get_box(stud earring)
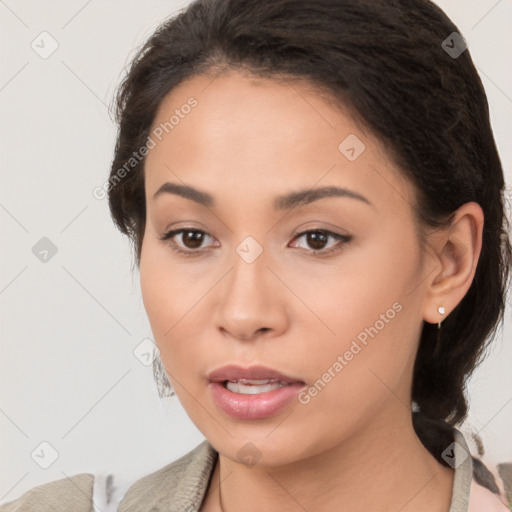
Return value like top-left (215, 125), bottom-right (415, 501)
top-left (437, 306), bottom-right (445, 329)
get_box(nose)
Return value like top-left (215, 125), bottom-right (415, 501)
top-left (213, 244), bottom-right (289, 342)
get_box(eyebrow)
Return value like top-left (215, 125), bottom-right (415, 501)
top-left (152, 182), bottom-right (373, 210)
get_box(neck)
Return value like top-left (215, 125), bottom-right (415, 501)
top-left (203, 403), bottom-right (455, 512)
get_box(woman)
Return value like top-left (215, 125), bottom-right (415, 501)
top-left (2, 0), bottom-right (510, 510)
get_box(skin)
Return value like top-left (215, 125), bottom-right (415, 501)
top-left (139, 69), bottom-right (484, 512)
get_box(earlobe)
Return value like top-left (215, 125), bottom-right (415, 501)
top-left (422, 201), bottom-right (484, 326)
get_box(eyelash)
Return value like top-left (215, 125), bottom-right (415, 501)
top-left (158, 228), bottom-right (352, 257)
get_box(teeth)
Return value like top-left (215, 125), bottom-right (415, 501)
top-left (225, 379), bottom-right (291, 394)
top-left (237, 379), bottom-right (278, 385)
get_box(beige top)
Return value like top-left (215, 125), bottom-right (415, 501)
top-left (1, 427), bottom-right (508, 512)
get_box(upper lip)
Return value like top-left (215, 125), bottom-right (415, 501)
top-left (207, 365), bottom-right (304, 384)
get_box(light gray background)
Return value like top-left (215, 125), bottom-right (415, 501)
top-left (1, 0), bottom-right (511, 503)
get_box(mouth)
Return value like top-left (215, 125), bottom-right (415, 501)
top-left (207, 365), bottom-right (306, 419)
top-left (207, 364), bottom-right (305, 386)
top-left (221, 379), bottom-right (296, 395)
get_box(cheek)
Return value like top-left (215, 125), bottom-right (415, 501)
top-left (140, 235), bottom-right (198, 333)
top-left (139, 237), bottom-right (212, 385)
top-left (140, 241), bottom-right (169, 334)
top-left (140, 239), bottom-right (183, 355)
top-left (305, 243), bottom-right (421, 417)
top-left (287, 226), bottom-right (417, 338)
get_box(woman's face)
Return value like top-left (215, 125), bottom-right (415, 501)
top-left (140, 70), bottom-right (435, 465)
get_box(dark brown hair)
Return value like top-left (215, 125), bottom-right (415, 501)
top-left (107, 0), bottom-right (511, 491)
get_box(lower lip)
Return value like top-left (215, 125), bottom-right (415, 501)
top-left (209, 381), bottom-right (305, 419)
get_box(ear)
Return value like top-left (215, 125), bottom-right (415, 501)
top-left (422, 201), bottom-right (484, 325)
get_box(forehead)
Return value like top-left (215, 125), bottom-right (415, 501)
top-left (149, 69), bottom-right (354, 152)
top-left (144, 70), bottom-right (415, 214)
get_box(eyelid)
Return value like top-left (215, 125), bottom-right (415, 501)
top-left (158, 227), bottom-right (352, 257)
top-left (158, 228), bottom-right (217, 256)
top-left (290, 229), bottom-right (352, 256)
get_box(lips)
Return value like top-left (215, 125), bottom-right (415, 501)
top-left (207, 364), bottom-right (305, 385)
top-left (207, 365), bottom-right (306, 419)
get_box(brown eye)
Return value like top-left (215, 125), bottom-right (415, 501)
top-left (290, 229), bottom-right (351, 255)
top-left (158, 228), bottom-right (216, 255)
top-left (306, 231), bottom-right (328, 250)
top-left (181, 230), bottom-right (205, 249)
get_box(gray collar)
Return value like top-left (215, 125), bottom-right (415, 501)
top-left (118, 439), bottom-right (217, 512)
top-left (449, 427), bottom-right (473, 512)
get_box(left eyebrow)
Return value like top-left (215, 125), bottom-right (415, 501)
top-left (274, 185), bottom-right (373, 210)
top-left (152, 182), bottom-right (373, 210)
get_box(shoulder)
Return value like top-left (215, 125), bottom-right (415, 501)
top-left (117, 439), bottom-right (217, 512)
top-left (452, 428), bottom-right (510, 511)
top-left (468, 479), bottom-right (510, 512)
top-left (0, 473), bottom-right (95, 512)
top-left (0, 441), bottom-right (217, 512)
